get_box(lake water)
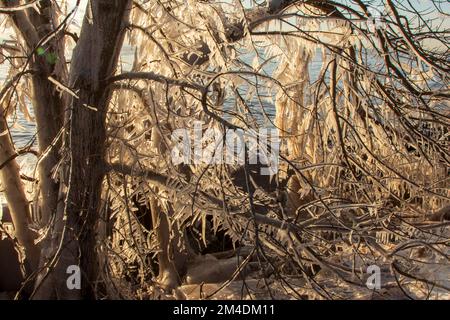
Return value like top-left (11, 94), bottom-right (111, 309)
top-left (1, 46), bottom-right (322, 149)
top-left (0, 32), bottom-right (323, 210)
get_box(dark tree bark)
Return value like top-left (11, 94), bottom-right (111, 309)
top-left (33, 0), bottom-right (132, 299)
top-left (0, 1), bottom-right (68, 298)
top-left (0, 0), bottom-right (66, 228)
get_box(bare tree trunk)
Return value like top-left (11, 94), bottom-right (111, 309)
top-left (26, 0), bottom-right (67, 227)
top-left (149, 198), bottom-right (178, 289)
top-left (0, 0), bottom-right (74, 300)
top-left (0, 0), bottom-right (67, 227)
top-left (149, 124), bottom-right (192, 290)
top-left (33, 0), bottom-right (132, 299)
top-left (0, 106), bottom-right (39, 272)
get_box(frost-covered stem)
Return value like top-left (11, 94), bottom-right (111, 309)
top-left (0, 106), bottom-right (40, 272)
